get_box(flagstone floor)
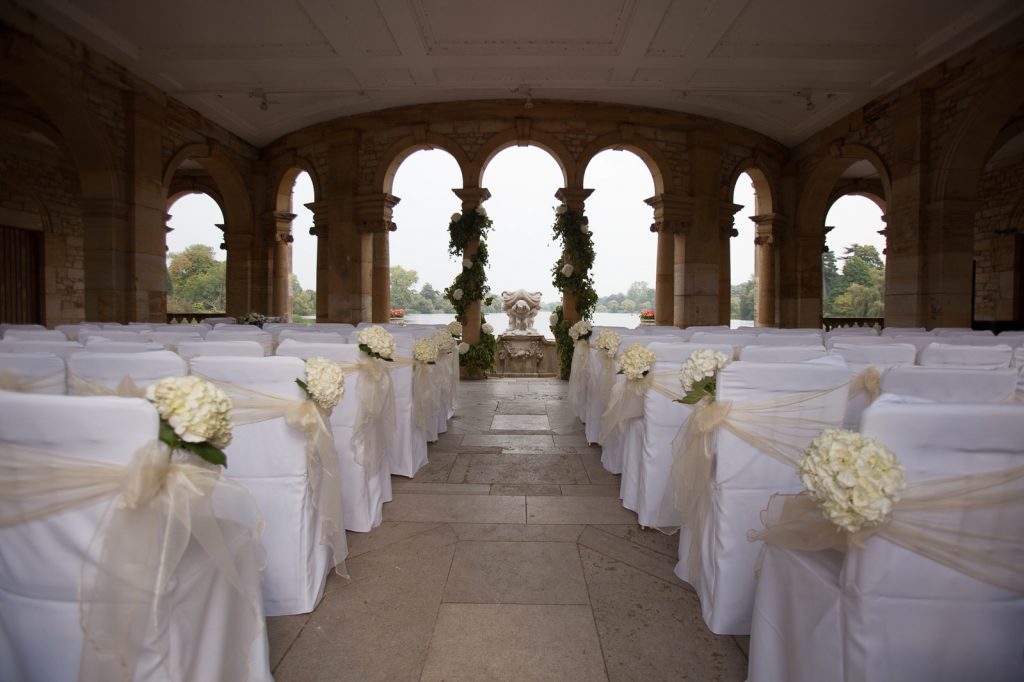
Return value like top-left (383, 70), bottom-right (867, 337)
top-left (267, 378), bottom-right (749, 681)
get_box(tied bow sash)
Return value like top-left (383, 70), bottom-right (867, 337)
top-left (0, 369), bottom-right (65, 394)
top-left (0, 440), bottom-right (265, 681)
top-left (671, 381), bottom-right (850, 582)
top-left (198, 377), bottom-right (348, 573)
top-left (749, 464), bottom-right (1024, 593)
top-left (68, 372), bottom-right (148, 398)
top-left (599, 369), bottom-right (686, 443)
top-left (567, 340), bottom-right (590, 412)
top-left (848, 365), bottom-right (882, 401)
top-left (351, 355), bottom-right (397, 473)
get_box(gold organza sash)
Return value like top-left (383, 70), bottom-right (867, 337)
top-left (600, 370), bottom-right (685, 443)
top-left (749, 464), bottom-right (1024, 592)
top-left (848, 366), bottom-right (882, 401)
top-left (197, 377), bottom-right (348, 573)
top-left (671, 381), bottom-right (849, 581)
top-left (394, 357), bottom-right (438, 439)
top-left (0, 369), bottom-right (64, 393)
top-left (68, 372), bottom-right (147, 397)
top-left (351, 355), bottom-right (397, 473)
top-left (0, 440), bottom-right (265, 681)
top-left (567, 340), bottom-right (590, 413)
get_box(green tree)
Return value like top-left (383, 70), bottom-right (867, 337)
top-left (166, 244), bottom-right (226, 312)
top-left (731, 278), bottom-right (756, 320)
top-left (822, 250), bottom-right (839, 311)
top-left (825, 243), bottom-right (885, 318)
top-left (290, 274), bottom-right (316, 317)
top-left (389, 265), bottom-right (421, 311)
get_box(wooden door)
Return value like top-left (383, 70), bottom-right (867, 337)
top-left (0, 225), bottom-right (43, 324)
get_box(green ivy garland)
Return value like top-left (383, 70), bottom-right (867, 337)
top-left (549, 207), bottom-right (598, 379)
top-left (444, 207), bottom-right (496, 376)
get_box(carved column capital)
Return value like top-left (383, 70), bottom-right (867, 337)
top-left (555, 187), bottom-right (595, 214)
top-left (645, 193), bottom-right (693, 234)
top-left (355, 192), bottom-right (401, 233)
top-left (452, 187), bottom-right (492, 212)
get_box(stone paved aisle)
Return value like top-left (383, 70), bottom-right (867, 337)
top-left (268, 378), bottom-right (749, 681)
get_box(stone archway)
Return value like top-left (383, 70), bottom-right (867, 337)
top-left (726, 159), bottom-right (781, 326)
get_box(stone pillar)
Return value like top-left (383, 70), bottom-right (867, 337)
top-left (452, 187), bottom-right (491, 345)
top-left (80, 196), bottom-right (132, 322)
top-left (679, 130), bottom-right (724, 326)
top-left (268, 211), bottom-right (296, 320)
top-left (751, 213), bottom-right (786, 326)
top-left (325, 132), bottom-right (369, 322)
top-left (305, 200), bottom-right (328, 321)
top-left (923, 198), bottom-right (978, 327)
top-left (354, 192), bottom-right (400, 323)
top-left (719, 202), bottom-right (742, 324)
top-left (555, 187), bottom-right (594, 323)
top-left (646, 193), bottom-right (693, 326)
top-left (125, 91), bottom-right (167, 322)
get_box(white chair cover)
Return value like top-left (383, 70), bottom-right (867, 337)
top-left (204, 317), bottom-right (237, 326)
top-left (919, 342), bottom-right (1013, 369)
top-left (274, 341), bottom-right (394, 532)
top-left (881, 326), bottom-right (927, 335)
top-left (617, 342), bottom-right (733, 528)
top-left (189, 356), bottom-right (345, 615)
top-left (0, 391), bottom-right (271, 682)
top-left (0, 323), bottom-right (44, 335)
top-left (384, 333), bottom-right (429, 477)
top-left (278, 330), bottom-right (346, 344)
top-left (177, 339), bottom-right (266, 359)
top-left (739, 345), bottom-right (827, 362)
top-left (824, 327), bottom-right (878, 340)
top-left (753, 332), bottom-right (823, 346)
top-left (824, 335), bottom-right (889, 348)
top-left (81, 340), bottom-right (168, 353)
top-left (67, 350), bottom-right (186, 395)
top-left (829, 342), bottom-right (917, 428)
top-left (1, 329), bottom-right (67, 341)
top-left (0, 352), bottom-right (66, 394)
top-left (0, 339), bottom-right (84, 362)
top-left (674, 361), bottom-right (851, 634)
top-left (153, 323), bottom-right (211, 334)
top-left (748, 401), bottom-right (1024, 682)
top-left (934, 327), bottom-right (991, 336)
top-left (880, 365), bottom-right (1017, 403)
top-left (688, 332), bottom-right (754, 359)
top-left (141, 330), bottom-right (203, 349)
top-left (942, 334), bottom-right (1020, 347)
top-left (78, 329), bottom-right (142, 343)
top-left (54, 324), bottom-right (99, 339)
top-left (206, 329), bottom-right (274, 353)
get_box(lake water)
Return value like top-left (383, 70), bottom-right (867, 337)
top-left (402, 312), bottom-right (754, 336)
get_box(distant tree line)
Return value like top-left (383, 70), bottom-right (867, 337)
top-left (594, 281), bottom-right (654, 313)
top-left (730, 243), bottom-right (885, 320)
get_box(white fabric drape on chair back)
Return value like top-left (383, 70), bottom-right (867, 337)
top-left (881, 365), bottom-right (1017, 403)
top-left (0, 352), bottom-right (66, 394)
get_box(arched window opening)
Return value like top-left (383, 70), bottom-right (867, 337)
top-left (583, 149), bottom-right (656, 323)
top-left (731, 172), bottom-right (757, 325)
top-left (481, 145), bottom-right (564, 333)
top-left (389, 149), bottom-right (463, 323)
top-left (288, 171), bottom-right (316, 320)
top-left (823, 194), bottom-right (886, 320)
top-left (165, 192), bottom-right (226, 314)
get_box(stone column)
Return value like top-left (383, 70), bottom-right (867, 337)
top-left (719, 202), bottom-right (742, 324)
top-left (751, 213), bottom-right (786, 326)
top-left (269, 211), bottom-right (296, 320)
top-left (80, 196), bottom-right (132, 322)
top-left (923, 198), bottom-right (978, 327)
top-left (645, 193), bottom-right (692, 326)
top-left (680, 130), bottom-right (724, 326)
top-left (452, 187), bottom-right (491, 345)
top-left (305, 200), bottom-right (328, 321)
top-left (555, 187), bottom-right (594, 323)
top-left (354, 192), bottom-right (400, 323)
top-left (325, 132), bottom-right (369, 322)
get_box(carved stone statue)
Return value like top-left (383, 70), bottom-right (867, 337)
top-left (500, 289), bottom-right (543, 335)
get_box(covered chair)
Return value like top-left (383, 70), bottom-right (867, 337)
top-left (828, 342), bottom-right (917, 428)
top-left (0, 352), bottom-right (66, 394)
top-left (747, 400), bottom-right (1024, 682)
top-left (177, 339), bottom-right (266, 359)
top-left (674, 360), bottom-right (851, 634)
top-left (0, 391), bottom-right (271, 681)
top-left (67, 350), bottom-right (186, 395)
top-left (880, 365), bottom-right (1017, 403)
top-left (275, 341), bottom-right (394, 532)
top-left (189, 356), bottom-right (345, 615)
top-left (0, 339), bottom-right (84, 362)
top-left (919, 342), bottom-right (1013, 369)
top-left (738, 345), bottom-right (827, 362)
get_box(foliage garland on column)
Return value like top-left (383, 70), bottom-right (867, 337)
top-left (549, 205), bottom-right (598, 379)
top-left (443, 206), bottom-right (497, 375)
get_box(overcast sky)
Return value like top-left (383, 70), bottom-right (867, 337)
top-left (166, 149), bottom-right (885, 300)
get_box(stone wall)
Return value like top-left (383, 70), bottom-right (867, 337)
top-left (974, 150), bottom-right (1024, 321)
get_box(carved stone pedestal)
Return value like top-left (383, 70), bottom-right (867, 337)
top-left (494, 334), bottom-right (558, 377)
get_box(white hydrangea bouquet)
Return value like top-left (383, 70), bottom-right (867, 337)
top-left (677, 348), bottom-right (730, 404)
top-left (433, 328), bottom-right (456, 354)
top-left (356, 325), bottom-right (395, 361)
top-left (413, 337), bottom-right (439, 365)
top-left (595, 329), bottom-right (621, 358)
top-left (146, 376), bottom-right (233, 466)
top-left (296, 356), bottom-right (345, 411)
top-left (447, 320), bottom-right (463, 339)
top-left (568, 320), bottom-right (592, 342)
top-left (618, 343), bottom-right (656, 380)
top-left (798, 429), bottom-right (906, 535)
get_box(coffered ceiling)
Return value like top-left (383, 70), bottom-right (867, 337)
top-left (27, 0), bottom-right (1024, 147)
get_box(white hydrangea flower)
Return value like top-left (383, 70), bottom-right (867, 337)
top-left (476, 205), bottom-right (487, 217)
top-left (446, 321), bottom-right (463, 338)
top-left (356, 325), bottom-right (396, 360)
top-left (595, 329), bottom-right (621, 358)
top-left (556, 204), bottom-right (567, 215)
top-left (462, 256), bottom-right (473, 269)
top-left (568, 320), bottom-right (592, 342)
top-left (457, 342), bottom-right (470, 355)
top-left (453, 288), bottom-right (463, 301)
top-left (549, 312), bottom-right (559, 327)
top-left (146, 376), bottom-right (232, 449)
top-left (433, 328), bottom-right (456, 353)
top-left (481, 323), bottom-right (494, 335)
top-left (619, 343), bottom-right (656, 380)
top-left (799, 429), bottom-right (906, 534)
top-left (303, 356), bottom-right (344, 410)
top-left (413, 337), bottom-right (439, 364)
top-left (561, 264), bottom-right (574, 277)
top-left (451, 212), bottom-right (462, 223)
top-left (678, 348), bottom-right (730, 392)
